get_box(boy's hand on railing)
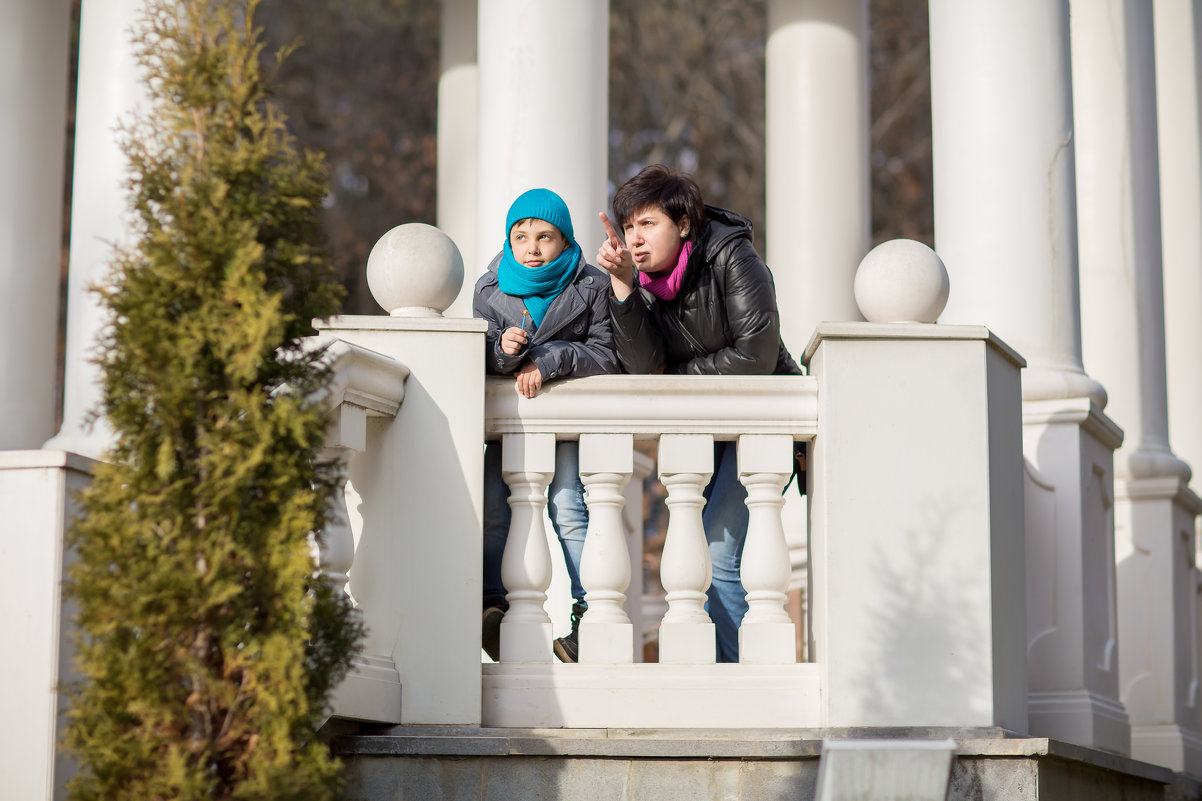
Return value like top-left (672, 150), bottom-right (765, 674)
top-left (514, 360), bottom-right (544, 398)
top-left (597, 212), bottom-right (635, 301)
top-left (501, 326), bottom-right (529, 355)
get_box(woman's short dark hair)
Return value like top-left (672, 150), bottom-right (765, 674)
top-left (612, 165), bottom-right (706, 242)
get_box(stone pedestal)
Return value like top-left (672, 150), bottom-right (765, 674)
top-left (0, 451), bottom-right (94, 801)
top-left (1117, 478), bottom-right (1202, 775)
top-left (1023, 398), bottom-right (1130, 754)
top-left (804, 323), bottom-right (1027, 731)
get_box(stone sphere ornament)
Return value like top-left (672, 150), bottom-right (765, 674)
top-left (853, 239), bottom-right (950, 324)
top-left (366, 223), bottom-right (464, 316)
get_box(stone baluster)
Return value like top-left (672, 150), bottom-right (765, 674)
top-left (737, 434), bottom-right (797, 664)
top-left (318, 402), bottom-right (368, 602)
top-left (657, 434), bottom-right (716, 664)
top-left (578, 433), bottom-right (635, 664)
top-left (500, 432), bottom-right (556, 663)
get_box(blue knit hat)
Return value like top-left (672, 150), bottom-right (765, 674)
top-left (505, 188), bottom-right (575, 243)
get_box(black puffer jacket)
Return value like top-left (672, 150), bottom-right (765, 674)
top-left (608, 206), bottom-right (802, 376)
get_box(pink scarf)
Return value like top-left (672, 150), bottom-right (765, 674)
top-left (638, 241), bottom-right (693, 301)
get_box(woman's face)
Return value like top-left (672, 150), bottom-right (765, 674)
top-left (622, 205), bottom-right (689, 275)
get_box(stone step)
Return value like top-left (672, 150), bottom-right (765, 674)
top-left (332, 726), bottom-right (1191, 801)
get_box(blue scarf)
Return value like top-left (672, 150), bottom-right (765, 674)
top-left (497, 240), bottom-right (581, 328)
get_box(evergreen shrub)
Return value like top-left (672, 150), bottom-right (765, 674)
top-left (64, 1), bottom-right (360, 798)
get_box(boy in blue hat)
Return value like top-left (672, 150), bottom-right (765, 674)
top-left (473, 188), bottom-right (618, 663)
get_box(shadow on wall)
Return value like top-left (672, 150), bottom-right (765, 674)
top-left (846, 498), bottom-right (993, 726)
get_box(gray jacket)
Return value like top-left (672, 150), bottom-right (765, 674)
top-left (473, 250), bottom-right (619, 382)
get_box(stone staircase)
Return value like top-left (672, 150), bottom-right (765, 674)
top-left (330, 726), bottom-right (1194, 801)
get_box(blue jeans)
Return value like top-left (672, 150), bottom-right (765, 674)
top-left (482, 440), bottom-right (588, 610)
top-left (703, 441), bottom-right (749, 663)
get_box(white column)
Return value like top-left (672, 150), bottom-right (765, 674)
top-left (1155, 0), bottom-right (1202, 490)
top-left (0, 0), bottom-right (71, 449)
top-left (475, 0), bottom-right (607, 270)
top-left (765, 0), bottom-right (869, 358)
top-left (929, 0), bottom-right (1128, 753)
top-left (1153, 13), bottom-right (1202, 758)
top-left (46, 0), bottom-right (150, 458)
top-left (438, 0), bottom-right (478, 317)
top-left (499, 432), bottom-right (556, 663)
top-left (929, 0), bottom-right (1102, 407)
top-left (736, 433), bottom-right (796, 664)
top-left (578, 433), bottom-right (634, 665)
top-left (657, 434), bottom-right (716, 665)
top-left (1073, 0), bottom-right (1187, 486)
top-left (1071, 0), bottom-right (1202, 773)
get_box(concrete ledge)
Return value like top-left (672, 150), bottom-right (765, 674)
top-left (336, 726), bottom-right (1166, 769)
top-left (336, 728), bottom-right (1184, 801)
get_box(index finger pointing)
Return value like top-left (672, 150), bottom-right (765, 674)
top-left (599, 212), bottom-right (622, 248)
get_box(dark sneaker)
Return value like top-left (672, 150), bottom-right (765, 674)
top-left (482, 606), bottom-right (505, 662)
top-left (553, 603), bottom-right (587, 664)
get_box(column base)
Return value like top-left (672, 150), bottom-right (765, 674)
top-left (1131, 722), bottom-right (1202, 776)
top-left (1027, 688), bottom-right (1130, 756)
top-left (659, 622), bottom-right (716, 664)
top-left (579, 621), bottom-right (634, 665)
top-left (739, 621), bottom-right (797, 664)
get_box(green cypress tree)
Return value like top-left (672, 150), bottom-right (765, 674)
top-left (64, 1), bottom-right (361, 798)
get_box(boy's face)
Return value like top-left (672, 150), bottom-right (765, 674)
top-left (509, 219), bottom-right (569, 268)
top-left (622, 205), bottom-right (689, 275)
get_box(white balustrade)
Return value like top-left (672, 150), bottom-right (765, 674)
top-left (311, 339), bottom-right (408, 599)
top-left (657, 434), bottom-right (718, 665)
top-left (310, 337), bottom-right (409, 725)
top-left (737, 433), bottom-right (797, 664)
top-left (578, 433), bottom-right (635, 665)
top-left (499, 432), bottom-right (556, 663)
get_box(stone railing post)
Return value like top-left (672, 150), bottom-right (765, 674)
top-left (737, 433), bottom-right (796, 664)
top-left (318, 223), bottom-right (485, 726)
top-left (805, 241), bottom-right (1027, 730)
top-left (578, 433), bottom-right (635, 664)
top-left (657, 433), bottom-right (716, 665)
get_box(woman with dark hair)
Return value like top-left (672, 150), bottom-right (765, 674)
top-left (596, 164), bottom-right (801, 663)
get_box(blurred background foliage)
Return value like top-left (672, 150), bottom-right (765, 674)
top-left (254, 0), bottom-right (933, 313)
top-left (65, 0), bottom-right (933, 316)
